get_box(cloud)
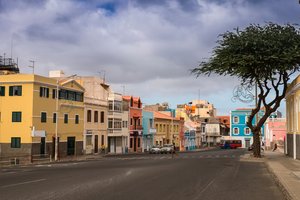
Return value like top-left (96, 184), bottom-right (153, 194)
top-left (0, 0), bottom-right (298, 114)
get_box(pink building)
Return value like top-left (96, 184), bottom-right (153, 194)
top-left (265, 118), bottom-right (286, 150)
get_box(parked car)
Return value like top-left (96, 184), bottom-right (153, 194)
top-left (219, 139), bottom-right (242, 149)
top-left (149, 146), bottom-right (161, 154)
top-left (160, 144), bottom-right (175, 154)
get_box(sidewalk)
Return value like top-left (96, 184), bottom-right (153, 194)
top-left (263, 150), bottom-right (300, 200)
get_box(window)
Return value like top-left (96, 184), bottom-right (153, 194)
top-left (233, 116), bottom-right (239, 124)
top-left (114, 101), bottom-right (122, 112)
top-left (94, 111), bottom-right (98, 123)
top-left (67, 91), bottom-right (75, 101)
top-left (12, 112), bottom-right (21, 122)
top-left (130, 138), bottom-right (133, 148)
top-left (114, 119), bottom-right (122, 129)
top-left (52, 89), bottom-right (57, 99)
top-left (101, 135), bottom-right (104, 146)
top-left (100, 111), bottom-right (104, 123)
top-left (108, 101), bottom-right (113, 111)
top-left (53, 113), bottom-right (57, 123)
top-left (233, 127), bottom-right (239, 135)
top-left (87, 110), bottom-right (91, 122)
top-left (108, 118), bottom-right (113, 129)
top-left (11, 137), bottom-right (21, 148)
top-left (0, 86), bottom-right (5, 96)
top-left (64, 114), bottom-right (68, 124)
top-left (245, 127), bottom-right (251, 135)
top-left (39, 87), bottom-right (49, 98)
top-left (130, 118), bottom-right (133, 126)
top-left (123, 121), bottom-right (128, 128)
top-left (41, 112), bottom-right (47, 123)
top-left (9, 86), bottom-right (22, 96)
top-left (75, 115), bottom-right (79, 124)
top-left (75, 92), bottom-right (83, 102)
top-left (149, 119), bottom-right (153, 128)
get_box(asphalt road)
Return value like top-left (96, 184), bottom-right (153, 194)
top-left (0, 149), bottom-right (284, 200)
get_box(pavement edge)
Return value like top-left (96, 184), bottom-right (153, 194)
top-left (264, 160), bottom-right (293, 200)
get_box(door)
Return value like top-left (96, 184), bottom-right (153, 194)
top-left (94, 135), bottom-right (98, 153)
top-left (134, 137), bottom-right (137, 152)
top-left (40, 137), bottom-right (45, 155)
top-left (67, 137), bottom-right (76, 155)
top-left (110, 137), bottom-right (115, 153)
top-left (245, 139), bottom-right (251, 148)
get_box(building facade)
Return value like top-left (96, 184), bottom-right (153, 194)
top-left (153, 111), bottom-right (181, 148)
top-left (73, 76), bottom-right (109, 154)
top-left (123, 96), bottom-right (143, 153)
top-left (107, 92), bottom-right (129, 154)
top-left (142, 110), bottom-right (156, 151)
top-left (230, 109), bottom-right (265, 148)
top-left (0, 74), bottom-right (84, 162)
top-left (264, 118), bottom-right (286, 150)
top-left (286, 75), bottom-right (300, 160)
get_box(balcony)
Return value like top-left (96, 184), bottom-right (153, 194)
top-left (130, 125), bottom-right (143, 131)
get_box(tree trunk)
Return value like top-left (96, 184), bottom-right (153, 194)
top-left (253, 130), bottom-right (261, 157)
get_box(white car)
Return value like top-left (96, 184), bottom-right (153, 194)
top-left (149, 146), bottom-right (161, 154)
top-left (160, 144), bottom-right (175, 154)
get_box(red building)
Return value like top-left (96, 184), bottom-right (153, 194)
top-left (123, 96), bottom-right (143, 153)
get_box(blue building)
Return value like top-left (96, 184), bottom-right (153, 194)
top-left (142, 110), bottom-right (156, 152)
top-left (230, 108), bottom-right (265, 148)
top-left (184, 130), bottom-right (196, 151)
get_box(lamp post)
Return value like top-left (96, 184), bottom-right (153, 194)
top-left (55, 79), bottom-right (59, 161)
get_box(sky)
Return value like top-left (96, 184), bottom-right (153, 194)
top-left (0, 0), bottom-right (299, 115)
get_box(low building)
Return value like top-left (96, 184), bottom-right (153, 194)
top-left (107, 92), bottom-right (129, 154)
top-left (264, 118), bottom-right (286, 150)
top-left (123, 96), bottom-right (143, 153)
top-left (230, 108), bottom-right (265, 148)
top-left (142, 110), bottom-right (156, 151)
top-left (72, 75), bottom-right (109, 154)
top-left (0, 73), bottom-right (84, 162)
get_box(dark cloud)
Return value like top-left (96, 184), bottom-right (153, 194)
top-left (0, 0), bottom-right (298, 114)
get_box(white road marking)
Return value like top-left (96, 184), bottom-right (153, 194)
top-left (1, 179), bottom-right (46, 188)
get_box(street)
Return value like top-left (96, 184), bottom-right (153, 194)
top-left (0, 149), bottom-right (284, 200)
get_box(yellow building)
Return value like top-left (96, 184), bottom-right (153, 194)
top-left (286, 75), bottom-right (300, 160)
top-left (153, 111), bottom-right (181, 147)
top-left (0, 73), bottom-right (84, 161)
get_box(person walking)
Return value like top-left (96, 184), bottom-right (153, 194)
top-left (272, 143), bottom-right (277, 152)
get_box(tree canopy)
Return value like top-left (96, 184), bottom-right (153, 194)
top-left (192, 23), bottom-right (300, 157)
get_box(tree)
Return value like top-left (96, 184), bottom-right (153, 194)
top-left (192, 23), bottom-right (300, 157)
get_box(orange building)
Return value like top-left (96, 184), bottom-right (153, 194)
top-left (123, 96), bottom-right (143, 153)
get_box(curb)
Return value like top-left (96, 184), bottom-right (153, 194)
top-left (264, 161), bottom-right (293, 200)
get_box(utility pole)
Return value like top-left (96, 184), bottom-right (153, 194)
top-left (29, 60), bottom-right (35, 74)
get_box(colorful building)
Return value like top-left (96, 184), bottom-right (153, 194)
top-left (107, 92), bottom-right (129, 154)
top-left (123, 96), bottom-right (143, 153)
top-left (264, 118), bottom-right (286, 150)
top-left (230, 108), bottom-right (265, 148)
top-left (286, 74), bottom-right (300, 160)
top-left (142, 110), bottom-right (156, 151)
top-left (0, 73), bottom-right (84, 162)
top-left (153, 111), bottom-right (181, 148)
